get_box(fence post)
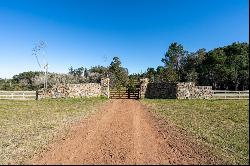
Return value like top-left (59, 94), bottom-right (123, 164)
top-left (23, 92), bottom-right (25, 99)
top-left (11, 93), bottom-right (13, 99)
top-left (36, 91), bottom-right (38, 100)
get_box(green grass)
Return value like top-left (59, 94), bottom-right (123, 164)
top-left (0, 97), bottom-right (107, 164)
top-left (142, 99), bottom-right (249, 165)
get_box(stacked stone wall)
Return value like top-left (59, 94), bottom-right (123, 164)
top-left (39, 78), bottom-right (110, 99)
top-left (144, 83), bottom-right (177, 99)
top-left (176, 82), bottom-right (212, 99)
top-left (140, 79), bottom-right (212, 99)
top-left (67, 83), bottom-right (101, 98)
top-left (194, 86), bottom-right (213, 99)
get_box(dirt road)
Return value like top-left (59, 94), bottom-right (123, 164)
top-left (32, 99), bottom-right (223, 165)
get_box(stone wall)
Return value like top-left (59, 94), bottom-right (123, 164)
top-left (39, 78), bottom-right (110, 99)
top-left (144, 82), bottom-right (177, 99)
top-left (140, 79), bottom-right (212, 99)
top-left (67, 83), bottom-right (101, 98)
top-left (140, 78), bottom-right (176, 99)
top-left (176, 82), bottom-right (212, 99)
top-left (195, 86), bottom-right (213, 99)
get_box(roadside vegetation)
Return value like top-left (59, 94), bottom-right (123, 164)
top-left (0, 97), bottom-right (107, 164)
top-left (142, 99), bottom-right (249, 165)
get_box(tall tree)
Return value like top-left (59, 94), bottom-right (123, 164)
top-left (223, 42), bottom-right (249, 90)
top-left (162, 42), bottom-right (187, 82)
top-left (108, 57), bottom-right (129, 89)
top-left (201, 48), bottom-right (228, 89)
top-left (183, 49), bottom-right (206, 82)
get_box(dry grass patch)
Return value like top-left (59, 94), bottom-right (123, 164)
top-left (0, 97), bottom-right (107, 164)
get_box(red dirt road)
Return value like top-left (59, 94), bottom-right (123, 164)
top-left (32, 99), bottom-right (223, 165)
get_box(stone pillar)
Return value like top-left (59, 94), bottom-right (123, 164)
top-left (101, 78), bottom-right (110, 98)
top-left (140, 78), bottom-right (149, 99)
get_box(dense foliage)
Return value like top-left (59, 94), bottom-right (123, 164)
top-left (0, 67), bottom-right (109, 90)
top-left (108, 57), bottom-right (129, 89)
top-left (144, 42), bottom-right (249, 90)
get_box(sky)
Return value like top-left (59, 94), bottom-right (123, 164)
top-left (0, 0), bottom-right (249, 78)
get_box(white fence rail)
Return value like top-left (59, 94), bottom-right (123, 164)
top-left (0, 91), bottom-right (37, 100)
top-left (0, 90), bottom-right (249, 100)
top-left (212, 90), bottom-right (249, 100)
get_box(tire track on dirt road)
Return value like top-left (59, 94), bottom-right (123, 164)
top-left (32, 99), bottom-right (224, 165)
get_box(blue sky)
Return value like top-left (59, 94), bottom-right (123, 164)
top-left (0, 0), bottom-right (249, 78)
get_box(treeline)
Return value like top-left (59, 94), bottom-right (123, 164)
top-left (0, 69), bottom-right (108, 91)
top-left (0, 42), bottom-right (248, 91)
top-left (0, 57), bottom-right (128, 90)
top-left (142, 42), bottom-right (249, 90)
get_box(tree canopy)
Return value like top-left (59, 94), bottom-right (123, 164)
top-left (144, 42), bottom-right (249, 90)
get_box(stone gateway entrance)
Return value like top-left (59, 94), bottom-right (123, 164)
top-left (38, 78), bottom-right (213, 100)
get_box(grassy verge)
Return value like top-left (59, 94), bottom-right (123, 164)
top-left (141, 99), bottom-right (249, 165)
top-left (0, 97), bottom-right (107, 164)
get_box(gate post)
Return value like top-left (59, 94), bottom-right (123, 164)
top-left (139, 78), bottom-right (149, 99)
top-left (101, 78), bottom-right (110, 98)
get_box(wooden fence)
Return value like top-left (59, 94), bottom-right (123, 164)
top-left (0, 90), bottom-right (249, 100)
top-left (0, 91), bottom-right (38, 100)
top-left (212, 90), bottom-right (249, 100)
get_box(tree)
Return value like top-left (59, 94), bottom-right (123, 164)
top-left (201, 48), bottom-right (228, 89)
top-left (154, 66), bottom-right (165, 82)
top-left (182, 49), bottom-right (206, 82)
top-left (164, 65), bottom-right (178, 83)
top-left (196, 42), bottom-right (249, 90)
top-left (223, 42), bottom-right (249, 90)
top-left (68, 67), bottom-right (85, 83)
top-left (162, 42), bottom-right (187, 82)
top-left (12, 71), bottom-right (43, 90)
top-left (146, 67), bottom-right (156, 82)
top-left (89, 65), bottom-right (108, 78)
top-left (108, 57), bottom-right (129, 89)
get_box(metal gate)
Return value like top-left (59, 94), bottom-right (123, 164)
top-left (109, 88), bottom-right (140, 99)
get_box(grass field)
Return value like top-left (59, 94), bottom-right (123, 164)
top-left (142, 99), bottom-right (249, 165)
top-left (0, 97), bottom-right (107, 164)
